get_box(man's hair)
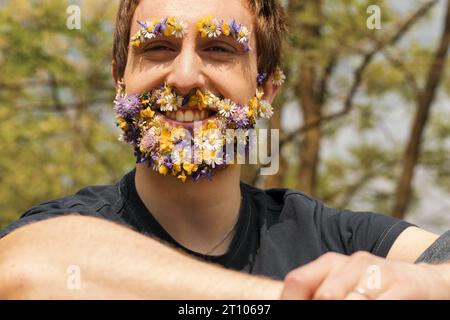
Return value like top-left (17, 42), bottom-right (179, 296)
top-left (113, 0), bottom-right (287, 82)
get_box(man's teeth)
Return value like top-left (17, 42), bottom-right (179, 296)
top-left (164, 110), bottom-right (210, 122)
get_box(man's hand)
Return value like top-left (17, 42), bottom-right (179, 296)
top-left (281, 251), bottom-right (450, 300)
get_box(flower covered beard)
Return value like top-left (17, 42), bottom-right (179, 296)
top-left (114, 82), bottom-right (275, 183)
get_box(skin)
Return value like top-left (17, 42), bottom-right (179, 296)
top-left (0, 0), bottom-right (449, 299)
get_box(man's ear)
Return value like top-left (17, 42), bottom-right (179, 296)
top-left (261, 76), bottom-right (280, 103)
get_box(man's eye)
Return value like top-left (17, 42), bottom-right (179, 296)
top-left (147, 45), bottom-right (175, 51)
top-left (205, 46), bottom-right (234, 53)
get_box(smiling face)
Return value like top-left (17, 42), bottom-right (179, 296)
top-left (123, 0), bottom-right (258, 107)
top-left (114, 0), bottom-right (281, 182)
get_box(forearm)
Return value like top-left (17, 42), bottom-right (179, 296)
top-left (0, 215), bottom-right (283, 299)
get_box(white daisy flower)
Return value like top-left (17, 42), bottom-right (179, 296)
top-left (195, 129), bottom-right (223, 151)
top-left (218, 99), bottom-right (237, 118)
top-left (172, 19), bottom-right (188, 38)
top-left (158, 93), bottom-right (183, 112)
top-left (272, 67), bottom-right (286, 86)
top-left (237, 26), bottom-right (250, 43)
top-left (202, 149), bottom-right (224, 168)
top-left (143, 31), bottom-right (157, 40)
top-left (258, 100), bottom-right (274, 119)
top-left (207, 18), bottom-right (222, 38)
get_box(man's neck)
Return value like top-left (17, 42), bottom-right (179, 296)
top-left (135, 163), bottom-right (242, 255)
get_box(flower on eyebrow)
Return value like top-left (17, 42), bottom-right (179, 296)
top-left (197, 17), bottom-right (251, 52)
top-left (130, 17), bottom-right (188, 47)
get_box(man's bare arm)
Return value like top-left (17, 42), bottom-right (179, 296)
top-left (0, 215), bottom-right (283, 299)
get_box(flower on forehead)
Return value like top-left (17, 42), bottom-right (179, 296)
top-left (272, 67), bottom-right (286, 86)
top-left (218, 99), bottom-right (237, 118)
top-left (258, 100), bottom-right (274, 119)
top-left (114, 94), bottom-right (142, 119)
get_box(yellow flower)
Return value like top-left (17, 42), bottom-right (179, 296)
top-left (131, 39), bottom-right (141, 47)
top-left (205, 119), bottom-right (218, 130)
top-left (196, 16), bottom-right (213, 38)
top-left (183, 162), bottom-right (198, 175)
top-left (172, 163), bottom-right (182, 175)
top-left (159, 129), bottom-right (174, 152)
top-left (177, 172), bottom-right (187, 183)
top-left (159, 165), bottom-right (168, 175)
top-left (188, 90), bottom-right (209, 110)
top-left (163, 25), bottom-right (175, 37)
top-left (167, 17), bottom-right (176, 26)
top-left (256, 87), bottom-right (264, 100)
top-left (116, 116), bottom-right (129, 131)
top-left (222, 23), bottom-right (230, 36)
top-left (140, 107), bottom-right (155, 119)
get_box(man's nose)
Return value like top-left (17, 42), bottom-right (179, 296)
top-left (165, 46), bottom-right (206, 96)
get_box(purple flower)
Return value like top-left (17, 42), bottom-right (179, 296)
top-left (232, 104), bottom-right (250, 129)
top-left (257, 73), bottom-right (267, 85)
top-left (229, 19), bottom-right (240, 35)
top-left (154, 18), bottom-right (168, 34)
top-left (242, 41), bottom-right (250, 53)
top-left (141, 130), bottom-right (159, 152)
top-left (137, 20), bottom-right (147, 29)
top-left (114, 94), bottom-right (142, 119)
top-left (192, 166), bottom-right (213, 181)
top-left (163, 155), bottom-right (173, 169)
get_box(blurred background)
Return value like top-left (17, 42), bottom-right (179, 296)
top-left (0, 0), bottom-right (449, 233)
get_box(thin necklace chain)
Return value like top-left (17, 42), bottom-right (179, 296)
top-left (205, 195), bottom-right (243, 256)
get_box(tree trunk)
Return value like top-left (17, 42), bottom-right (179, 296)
top-left (393, 1), bottom-right (450, 218)
top-left (291, 0), bottom-right (323, 196)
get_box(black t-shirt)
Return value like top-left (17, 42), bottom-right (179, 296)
top-left (0, 169), bottom-right (414, 280)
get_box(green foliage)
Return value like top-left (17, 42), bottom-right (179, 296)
top-left (0, 0), bottom-right (134, 229)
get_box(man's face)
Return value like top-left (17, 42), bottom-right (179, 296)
top-left (115, 0), bottom-right (278, 182)
top-left (123, 0), bottom-right (258, 106)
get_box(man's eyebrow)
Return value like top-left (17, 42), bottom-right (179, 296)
top-left (196, 17), bottom-right (252, 52)
top-left (129, 17), bottom-right (188, 48)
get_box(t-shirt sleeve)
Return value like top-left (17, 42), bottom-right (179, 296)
top-left (0, 200), bottom-right (99, 240)
top-left (319, 203), bottom-right (416, 257)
